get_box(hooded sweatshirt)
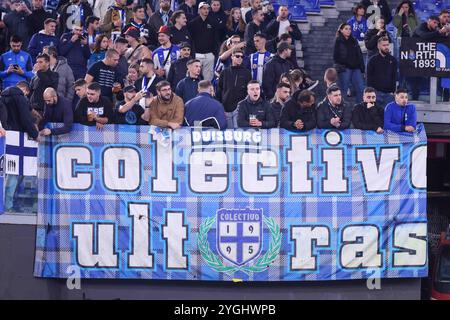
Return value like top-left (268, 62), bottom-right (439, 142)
top-left (53, 56), bottom-right (75, 102)
top-left (0, 87), bottom-right (38, 139)
top-left (28, 30), bottom-right (59, 62)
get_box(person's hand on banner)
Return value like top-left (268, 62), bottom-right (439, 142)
top-left (376, 127), bottom-right (384, 134)
top-left (96, 122), bottom-right (104, 131)
top-left (0, 127), bottom-right (5, 137)
top-left (40, 128), bottom-right (51, 136)
top-left (168, 122), bottom-right (180, 130)
top-left (405, 125), bottom-right (415, 132)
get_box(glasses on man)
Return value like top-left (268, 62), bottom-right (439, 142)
top-left (233, 55), bottom-right (244, 59)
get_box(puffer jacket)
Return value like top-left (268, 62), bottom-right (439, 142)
top-left (53, 57), bottom-right (75, 102)
top-left (333, 34), bottom-right (365, 72)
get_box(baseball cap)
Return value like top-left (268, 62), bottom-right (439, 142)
top-left (123, 85), bottom-right (137, 93)
top-left (124, 27), bottom-right (140, 40)
top-left (198, 2), bottom-right (210, 9)
top-left (157, 25), bottom-right (171, 36)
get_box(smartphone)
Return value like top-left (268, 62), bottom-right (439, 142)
top-left (12, 64), bottom-right (19, 69)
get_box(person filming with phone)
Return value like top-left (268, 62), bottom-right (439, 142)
top-left (0, 35), bottom-right (34, 90)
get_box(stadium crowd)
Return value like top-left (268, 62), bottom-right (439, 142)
top-left (0, 0), bottom-right (448, 141)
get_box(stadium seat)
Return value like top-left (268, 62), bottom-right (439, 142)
top-left (273, 2), bottom-right (308, 21)
top-left (412, 0), bottom-right (445, 21)
top-left (297, 0), bottom-right (321, 13)
top-left (319, 0), bottom-right (336, 7)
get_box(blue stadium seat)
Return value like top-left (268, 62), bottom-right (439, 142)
top-left (288, 4), bottom-right (308, 21)
top-left (273, 2), bottom-right (308, 21)
top-left (275, 0), bottom-right (297, 6)
top-left (319, 0), bottom-right (335, 6)
top-left (412, 0), bottom-right (445, 21)
top-left (297, 0), bottom-right (321, 13)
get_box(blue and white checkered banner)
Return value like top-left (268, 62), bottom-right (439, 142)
top-left (34, 124), bottom-right (428, 281)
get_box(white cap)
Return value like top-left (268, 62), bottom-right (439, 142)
top-left (198, 2), bottom-right (210, 9)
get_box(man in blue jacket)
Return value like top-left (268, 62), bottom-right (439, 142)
top-left (184, 80), bottom-right (227, 130)
top-left (175, 59), bottom-right (201, 103)
top-left (27, 18), bottom-right (58, 63)
top-left (38, 87), bottom-right (73, 136)
top-left (59, 24), bottom-right (91, 81)
top-left (384, 88), bottom-right (416, 133)
top-left (0, 36), bottom-right (34, 89)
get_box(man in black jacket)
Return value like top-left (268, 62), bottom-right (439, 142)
top-left (27, 0), bottom-right (56, 37)
top-left (148, 0), bottom-right (173, 33)
top-left (367, 37), bottom-right (397, 108)
top-left (38, 87), bottom-right (73, 136)
top-left (280, 89), bottom-right (316, 131)
top-left (188, 2), bottom-right (219, 81)
top-left (58, 0), bottom-right (93, 35)
top-left (123, 5), bottom-right (158, 48)
top-left (30, 53), bottom-right (59, 115)
top-left (167, 42), bottom-right (192, 88)
top-left (363, 16), bottom-right (392, 58)
top-left (262, 42), bottom-right (294, 100)
top-left (244, 8), bottom-right (266, 55)
top-left (317, 85), bottom-right (352, 130)
top-left (237, 80), bottom-right (276, 129)
top-left (217, 49), bottom-right (252, 128)
top-left (352, 87), bottom-right (384, 133)
top-left (266, 6), bottom-right (302, 44)
top-left (0, 82), bottom-right (38, 140)
top-left (270, 82), bottom-right (291, 126)
top-left (413, 15), bottom-right (448, 42)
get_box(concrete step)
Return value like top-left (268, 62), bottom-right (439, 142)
top-left (307, 14), bottom-right (326, 27)
top-left (334, 0), bottom-right (358, 11)
top-left (320, 6), bottom-right (340, 19)
top-left (296, 21), bottom-right (311, 34)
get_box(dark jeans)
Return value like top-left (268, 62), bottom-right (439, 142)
top-left (375, 91), bottom-right (394, 109)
